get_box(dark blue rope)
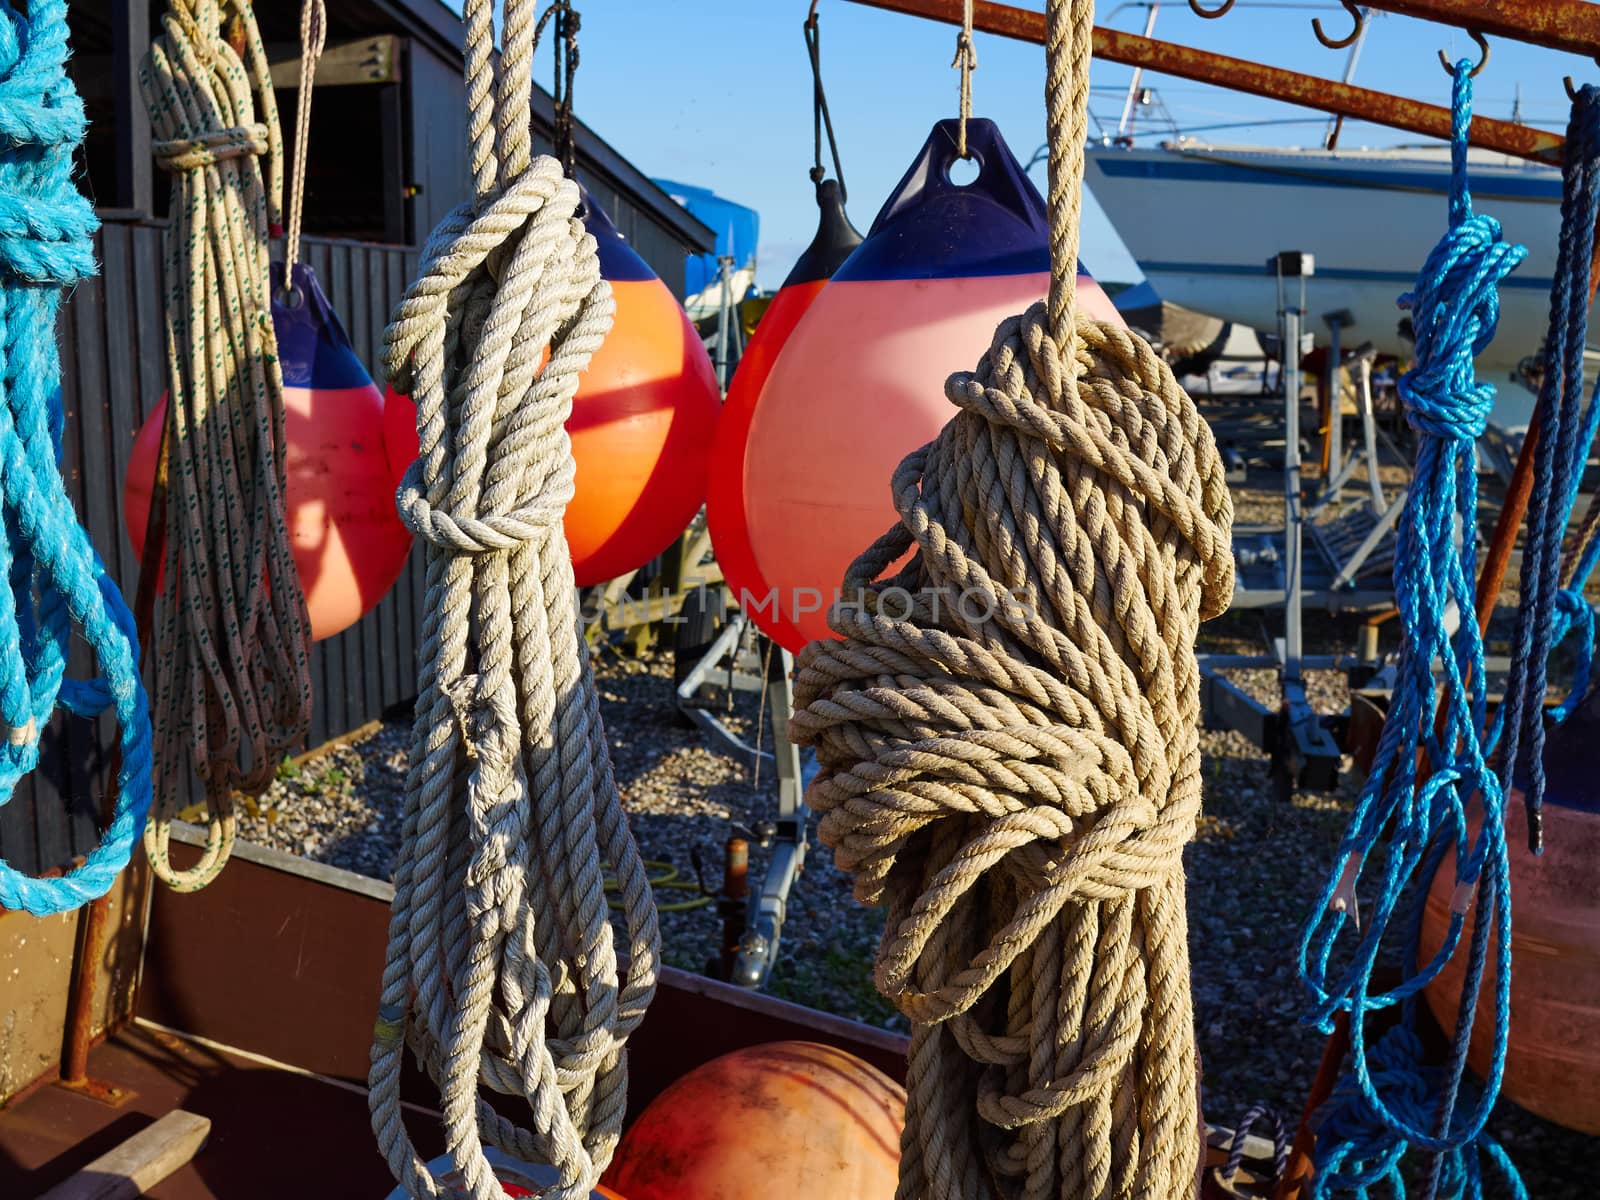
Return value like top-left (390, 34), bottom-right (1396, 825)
top-left (0, 0), bottom-right (151, 916)
top-left (1496, 85), bottom-right (1600, 854)
top-left (1295, 64), bottom-right (1525, 1200)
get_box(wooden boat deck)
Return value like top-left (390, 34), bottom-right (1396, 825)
top-left (0, 1023), bottom-right (427, 1198)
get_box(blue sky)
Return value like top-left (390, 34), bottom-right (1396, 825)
top-left (485, 1), bottom-right (1591, 289)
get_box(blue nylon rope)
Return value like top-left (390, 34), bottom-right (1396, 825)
top-left (1295, 64), bottom-right (1526, 1200)
top-left (0, 0), bottom-right (151, 917)
top-left (1495, 85), bottom-right (1600, 853)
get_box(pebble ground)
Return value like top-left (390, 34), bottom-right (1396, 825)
top-left (237, 430), bottom-right (1597, 1196)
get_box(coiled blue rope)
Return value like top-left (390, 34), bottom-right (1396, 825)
top-left (1495, 85), bottom-right (1600, 854)
top-left (1295, 64), bottom-right (1525, 1200)
top-left (0, 0), bottom-right (151, 917)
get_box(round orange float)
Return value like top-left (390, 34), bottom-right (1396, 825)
top-left (603, 1040), bottom-right (904, 1199)
top-left (383, 192), bottom-right (722, 587)
top-left (707, 176), bottom-right (860, 653)
top-left (124, 264), bottom-right (412, 642)
top-left (1417, 684), bottom-right (1600, 1134)
top-left (716, 118), bottom-right (1123, 651)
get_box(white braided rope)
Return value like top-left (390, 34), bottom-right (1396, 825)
top-left (367, 2), bottom-right (659, 1196)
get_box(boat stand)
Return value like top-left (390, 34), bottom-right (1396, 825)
top-left (1199, 255), bottom-right (1388, 800)
top-left (1307, 343), bottom-right (1405, 591)
top-left (675, 604), bottom-right (809, 990)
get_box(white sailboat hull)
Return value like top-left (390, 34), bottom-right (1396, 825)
top-left (1085, 144), bottom-right (1572, 427)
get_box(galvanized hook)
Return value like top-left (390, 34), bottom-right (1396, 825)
top-left (1312, 0), bottom-right (1364, 51)
top-left (1188, 0), bottom-right (1235, 19)
top-left (1437, 30), bottom-right (1489, 78)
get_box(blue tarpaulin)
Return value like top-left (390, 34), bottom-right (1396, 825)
top-left (652, 177), bottom-right (760, 304)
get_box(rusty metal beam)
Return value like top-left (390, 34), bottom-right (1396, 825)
top-left (1359, 0), bottom-right (1600, 62)
top-left (843, 0), bottom-right (1567, 165)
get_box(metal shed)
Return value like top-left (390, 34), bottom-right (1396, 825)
top-left (0, 0), bottom-right (715, 883)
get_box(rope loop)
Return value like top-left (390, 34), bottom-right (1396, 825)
top-left (0, 0), bottom-right (151, 917)
top-left (1499, 81), bottom-right (1600, 850)
top-left (139, 0), bottom-right (311, 893)
top-left (370, 2), bottom-right (657, 1195)
top-left (1299, 61), bottom-right (1530, 1198)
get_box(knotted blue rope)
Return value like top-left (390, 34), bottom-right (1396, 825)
top-left (1495, 85), bottom-right (1600, 854)
top-left (1296, 64), bottom-right (1525, 1200)
top-left (0, 0), bottom-right (151, 917)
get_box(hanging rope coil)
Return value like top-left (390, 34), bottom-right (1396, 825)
top-left (368, 1), bottom-right (658, 1196)
top-left (0, 0), bottom-right (151, 917)
top-left (1295, 65), bottom-right (1526, 1200)
top-left (1497, 85), bottom-right (1600, 853)
top-left (139, 0), bottom-right (313, 892)
top-left (789, 2), bottom-right (1233, 1195)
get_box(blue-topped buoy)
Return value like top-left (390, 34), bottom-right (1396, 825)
top-left (125, 263), bottom-right (412, 641)
top-left (723, 118), bottom-right (1122, 650)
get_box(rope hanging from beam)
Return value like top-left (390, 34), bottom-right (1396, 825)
top-left (791, 0), bottom-right (1235, 1193)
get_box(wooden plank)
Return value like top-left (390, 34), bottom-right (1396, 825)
top-left (378, 83), bottom-right (407, 246)
top-left (358, 250), bottom-right (388, 719)
top-left (109, 0), bottom-right (152, 215)
top-left (37, 1109), bottom-right (211, 1200)
top-left (264, 37), bottom-right (403, 88)
top-left (52, 261), bottom-right (101, 866)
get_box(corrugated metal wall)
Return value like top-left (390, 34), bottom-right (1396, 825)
top-left (1, 222), bottom-right (414, 878)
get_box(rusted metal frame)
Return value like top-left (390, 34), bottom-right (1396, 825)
top-left (1352, 0), bottom-right (1600, 62)
top-left (842, 0), bottom-right (1567, 165)
top-left (59, 400), bottom-right (173, 1097)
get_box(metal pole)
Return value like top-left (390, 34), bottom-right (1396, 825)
top-left (1283, 302), bottom-right (1304, 684)
top-left (61, 399), bottom-right (171, 1097)
top-left (1116, 2), bottom-right (1160, 139)
top-left (1323, 313), bottom-right (1343, 502)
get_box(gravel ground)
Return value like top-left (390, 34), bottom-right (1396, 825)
top-left (235, 421), bottom-right (1598, 1195)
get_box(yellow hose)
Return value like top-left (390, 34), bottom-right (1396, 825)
top-left (606, 860), bottom-right (711, 913)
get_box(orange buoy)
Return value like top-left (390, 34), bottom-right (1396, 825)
top-left (382, 192), bottom-right (722, 587)
top-left (124, 264), bottom-right (412, 642)
top-left (1417, 685), bottom-right (1600, 1134)
top-left (707, 177), bottom-right (861, 649)
top-left (718, 118), bottom-right (1123, 651)
top-left (603, 1040), bottom-right (904, 1199)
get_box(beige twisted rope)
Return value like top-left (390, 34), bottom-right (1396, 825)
top-left (139, 0), bottom-right (313, 892)
top-left (789, 1), bottom-right (1234, 1196)
top-left (367, 1), bottom-right (658, 1197)
top-left (284, 0), bottom-right (326, 276)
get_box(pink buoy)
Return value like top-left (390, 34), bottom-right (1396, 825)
top-left (724, 118), bottom-right (1122, 651)
top-left (125, 263), bottom-right (412, 642)
top-left (708, 177), bottom-right (861, 651)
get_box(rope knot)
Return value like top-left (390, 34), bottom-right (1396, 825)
top-left (396, 457), bottom-right (575, 555)
top-left (1397, 212), bottom-right (1526, 441)
top-left (153, 125), bottom-right (269, 173)
top-left (0, 3), bottom-right (96, 286)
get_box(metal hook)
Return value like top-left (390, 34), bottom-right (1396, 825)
top-left (1437, 30), bottom-right (1489, 78)
top-left (1188, 0), bottom-right (1234, 19)
top-left (1311, 0), bottom-right (1364, 50)
top-left (1564, 58), bottom-right (1600, 101)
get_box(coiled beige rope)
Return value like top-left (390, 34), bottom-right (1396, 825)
top-left (139, 0), bottom-right (313, 891)
top-left (789, 2), bottom-right (1234, 1196)
top-left (367, 1), bottom-right (658, 1196)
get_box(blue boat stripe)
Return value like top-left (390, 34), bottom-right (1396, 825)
top-left (1135, 258), bottom-right (1554, 292)
top-left (1090, 152), bottom-right (1563, 202)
